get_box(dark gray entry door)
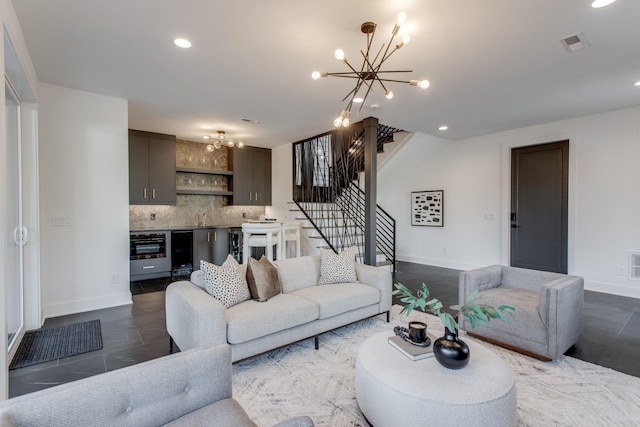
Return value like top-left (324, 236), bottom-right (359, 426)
top-left (510, 140), bottom-right (569, 273)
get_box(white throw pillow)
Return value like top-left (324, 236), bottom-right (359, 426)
top-left (201, 255), bottom-right (251, 308)
top-left (318, 246), bottom-right (358, 285)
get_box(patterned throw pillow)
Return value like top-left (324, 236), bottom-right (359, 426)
top-left (201, 255), bottom-right (251, 308)
top-left (318, 246), bottom-right (358, 285)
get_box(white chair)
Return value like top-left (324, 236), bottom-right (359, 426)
top-left (281, 221), bottom-right (301, 259)
top-left (242, 222), bottom-right (281, 263)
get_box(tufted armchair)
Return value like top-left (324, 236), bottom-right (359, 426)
top-left (459, 265), bottom-right (584, 360)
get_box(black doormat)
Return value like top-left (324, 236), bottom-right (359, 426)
top-left (10, 319), bottom-right (103, 370)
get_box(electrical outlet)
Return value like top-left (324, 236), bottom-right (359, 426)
top-left (150, 213), bottom-right (156, 220)
top-left (110, 273), bottom-right (119, 284)
top-left (242, 212), bottom-right (247, 218)
top-left (615, 266), bottom-right (626, 276)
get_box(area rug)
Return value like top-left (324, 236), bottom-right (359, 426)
top-left (10, 319), bottom-right (103, 370)
top-left (232, 305), bottom-right (640, 426)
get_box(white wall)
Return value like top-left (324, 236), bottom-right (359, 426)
top-left (378, 107), bottom-right (640, 298)
top-left (38, 83), bottom-right (131, 318)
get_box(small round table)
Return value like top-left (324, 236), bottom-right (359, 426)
top-left (355, 331), bottom-right (517, 427)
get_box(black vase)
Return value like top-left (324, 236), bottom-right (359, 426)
top-left (433, 327), bottom-right (470, 369)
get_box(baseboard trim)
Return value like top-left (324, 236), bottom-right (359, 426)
top-left (584, 280), bottom-right (640, 299)
top-left (396, 254), bottom-right (482, 272)
top-left (43, 293), bottom-right (132, 320)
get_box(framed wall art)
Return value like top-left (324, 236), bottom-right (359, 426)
top-left (411, 190), bottom-right (444, 227)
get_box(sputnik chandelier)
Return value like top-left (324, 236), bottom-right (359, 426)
top-left (204, 130), bottom-right (244, 150)
top-left (312, 12), bottom-right (430, 127)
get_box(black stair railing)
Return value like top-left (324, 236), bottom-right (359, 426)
top-left (292, 122), bottom-right (398, 270)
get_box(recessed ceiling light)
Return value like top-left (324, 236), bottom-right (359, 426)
top-left (634, 81), bottom-right (640, 87)
top-left (438, 125), bottom-right (449, 131)
top-left (174, 38), bottom-right (192, 48)
top-left (591, 0), bottom-right (617, 8)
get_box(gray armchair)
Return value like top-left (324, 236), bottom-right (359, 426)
top-left (459, 265), bottom-right (584, 360)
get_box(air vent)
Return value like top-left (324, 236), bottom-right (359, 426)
top-left (559, 32), bottom-right (589, 52)
top-left (630, 251), bottom-right (640, 280)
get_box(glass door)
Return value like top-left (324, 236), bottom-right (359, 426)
top-left (5, 78), bottom-right (24, 352)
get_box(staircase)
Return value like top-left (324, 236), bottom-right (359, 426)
top-left (291, 121), bottom-right (399, 270)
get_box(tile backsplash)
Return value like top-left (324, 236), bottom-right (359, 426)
top-left (129, 139), bottom-right (265, 230)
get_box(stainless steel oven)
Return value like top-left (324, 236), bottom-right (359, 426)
top-left (130, 233), bottom-right (167, 260)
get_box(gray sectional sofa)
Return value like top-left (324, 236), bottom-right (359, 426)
top-left (166, 255), bottom-right (392, 362)
top-left (0, 344), bottom-right (313, 427)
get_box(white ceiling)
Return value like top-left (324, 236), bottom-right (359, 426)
top-left (12, 0), bottom-right (640, 148)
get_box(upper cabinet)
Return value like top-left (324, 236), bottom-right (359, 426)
top-left (229, 146), bottom-right (271, 206)
top-left (129, 130), bottom-right (176, 205)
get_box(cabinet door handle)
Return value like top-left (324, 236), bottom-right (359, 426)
top-left (249, 192), bottom-right (252, 201)
top-left (152, 188), bottom-right (156, 199)
top-left (207, 232), bottom-right (210, 242)
top-left (143, 188), bottom-right (148, 199)
top-left (255, 192), bottom-right (258, 201)
top-left (214, 231), bottom-right (217, 241)
top-left (142, 265), bottom-right (155, 270)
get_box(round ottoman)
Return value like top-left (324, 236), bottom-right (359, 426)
top-left (356, 331), bottom-right (517, 427)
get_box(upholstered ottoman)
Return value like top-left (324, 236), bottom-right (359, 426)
top-left (355, 331), bottom-right (517, 427)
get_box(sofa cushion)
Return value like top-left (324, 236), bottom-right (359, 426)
top-left (246, 256), bottom-right (281, 302)
top-left (274, 256), bottom-right (321, 293)
top-left (318, 247), bottom-right (357, 285)
top-left (292, 283), bottom-right (380, 320)
top-left (201, 256), bottom-right (251, 308)
top-left (226, 294), bottom-right (320, 344)
top-left (472, 286), bottom-right (547, 345)
top-left (161, 398), bottom-right (257, 427)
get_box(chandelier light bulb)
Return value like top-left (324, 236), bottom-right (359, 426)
top-left (397, 12), bottom-right (407, 26)
top-left (385, 90), bottom-right (394, 100)
top-left (334, 117), bottom-right (344, 128)
top-left (236, 141), bottom-right (244, 148)
top-left (227, 140), bottom-right (235, 147)
top-left (342, 118), bottom-right (350, 127)
top-left (206, 144), bottom-right (214, 152)
top-left (353, 97), bottom-right (364, 103)
top-left (204, 135), bottom-right (211, 141)
top-left (419, 79), bottom-right (430, 89)
top-left (402, 34), bottom-right (411, 45)
top-left (312, 71), bottom-right (321, 80)
top-left (591, 0), bottom-right (616, 8)
top-left (334, 49), bottom-right (345, 61)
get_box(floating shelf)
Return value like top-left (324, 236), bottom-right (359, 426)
top-left (176, 189), bottom-right (233, 196)
top-left (176, 167), bottom-right (233, 176)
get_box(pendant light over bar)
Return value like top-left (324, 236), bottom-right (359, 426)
top-left (204, 130), bottom-right (244, 150)
top-left (312, 12), bottom-right (430, 127)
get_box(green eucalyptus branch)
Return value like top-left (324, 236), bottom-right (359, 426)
top-left (392, 282), bottom-right (515, 334)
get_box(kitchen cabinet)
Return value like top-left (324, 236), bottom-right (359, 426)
top-left (129, 130), bottom-right (176, 205)
top-left (193, 228), bottom-right (230, 267)
top-left (229, 146), bottom-right (271, 205)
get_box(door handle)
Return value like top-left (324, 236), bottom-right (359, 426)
top-left (511, 224), bottom-right (520, 228)
top-left (13, 227), bottom-right (27, 246)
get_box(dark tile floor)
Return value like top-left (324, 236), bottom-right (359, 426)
top-left (9, 261), bottom-right (640, 398)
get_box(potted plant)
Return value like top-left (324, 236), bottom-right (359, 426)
top-left (393, 282), bottom-right (515, 369)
